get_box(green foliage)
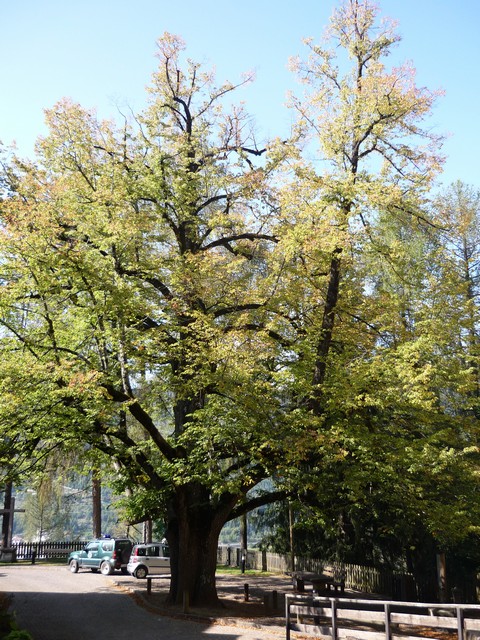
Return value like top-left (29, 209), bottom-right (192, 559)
top-left (14, 472), bottom-right (125, 541)
top-left (0, 595), bottom-right (32, 640)
top-left (3, 631), bottom-right (33, 640)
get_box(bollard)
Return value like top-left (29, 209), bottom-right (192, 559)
top-left (31, 550), bottom-right (36, 565)
top-left (272, 590), bottom-right (278, 610)
top-left (244, 583), bottom-right (249, 602)
top-left (183, 590), bottom-right (190, 613)
top-left (264, 593), bottom-right (270, 612)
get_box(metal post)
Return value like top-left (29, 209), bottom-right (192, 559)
top-left (385, 602), bottom-right (392, 640)
top-left (457, 606), bottom-right (464, 640)
top-left (286, 595), bottom-right (291, 640)
top-left (331, 598), bottom-right (338, 640)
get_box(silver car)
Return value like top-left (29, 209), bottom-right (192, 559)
top-left (127, 541), bottom-right (170, 579)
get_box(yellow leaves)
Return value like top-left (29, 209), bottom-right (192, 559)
top-left (67, 370), bottom-right (102, 394)
top-left (154, 32), bottom-right (186, 60)
top-left (291, 1), bottom-right (444, 196)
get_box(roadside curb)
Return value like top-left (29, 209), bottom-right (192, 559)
top-left (110, 578), bottom-right (286, 636)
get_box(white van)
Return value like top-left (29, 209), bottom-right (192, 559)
top-left (126, 541), bottom-right (170, 579)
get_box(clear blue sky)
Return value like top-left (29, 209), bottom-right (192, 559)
top-left (2, 0), bottom-right (479, 188)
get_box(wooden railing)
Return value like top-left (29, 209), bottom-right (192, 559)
top-left (12, 540), bottom-right (88, 561)
top-left (286, 595), bottom-right (480, 640)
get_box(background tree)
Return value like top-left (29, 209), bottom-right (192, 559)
top-left (267, 0), bottom-right (480, 580)
top-left (433, 181), bottom-right (480, 417)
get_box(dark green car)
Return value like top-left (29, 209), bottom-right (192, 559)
top-left (68, 537), bottom-right (133, 575)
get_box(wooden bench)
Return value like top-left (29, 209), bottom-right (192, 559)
top-left (292, 571), bottom-right (345, 595)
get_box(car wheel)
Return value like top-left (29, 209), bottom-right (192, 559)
top-left (135, 565), bottom-right (148, 579)
top-left (69, 560), bottom-right (79, 573)
top-left (121, 567), bottom-right (128, 575)
top-left (100, 561), bottom-right (113, 576)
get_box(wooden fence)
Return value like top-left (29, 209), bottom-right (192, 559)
top-left (9, 541), bottom-right (475, 604)
top-left (217, 546), bottom-right (418, 601)
top-left (286, 595), bottom-right (480, 640)
top-left (12, 540), bottom-right (88, 561)
top-left (12, 541), bottom-right (413, 599)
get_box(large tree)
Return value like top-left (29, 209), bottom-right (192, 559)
top-left (0, 34), bottom-right (287, 605)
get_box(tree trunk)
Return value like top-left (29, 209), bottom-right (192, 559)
top-left (436, 552), bottom-right (447, 603)
top-left (165, 483), bottom-right (236, 607)
top-left (92, 474), bottom-right (102, 538)
top-left (143, 518), bottom-right (153, 543)
top-left (289, 503), bottom-right (295, 573)
top-left (240, 513), bottom-right (247, 573)
top-left (309, 252), bottom-right (342, 414)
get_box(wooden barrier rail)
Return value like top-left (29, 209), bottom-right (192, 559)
top-left (286, 595), bottom-right (480, 640)
top-left (12, 540), bottom-right (88, 561)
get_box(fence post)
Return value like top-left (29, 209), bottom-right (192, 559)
top-left (385, 602), bottom-right (391, 640)
top-left (457, 607), bottom-right (464, 640)
top-left (286, 595), bottom-right (291, 640)
top-left (331, 598), bottom-right (338, 640)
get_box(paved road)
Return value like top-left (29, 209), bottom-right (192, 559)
top-left (2, 565), bottom-right (281, 640)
